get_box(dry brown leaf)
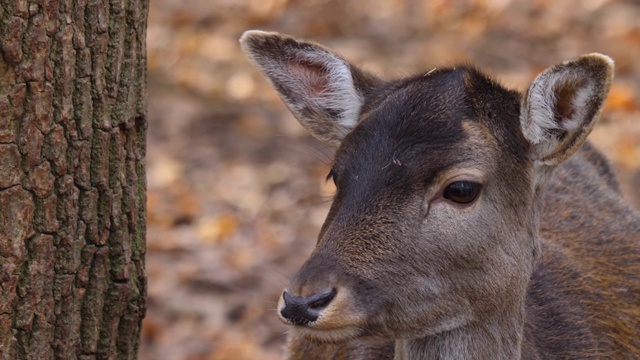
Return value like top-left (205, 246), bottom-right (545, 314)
top-left (604, 84), bottom-right (637, 112)
top-left (614, 135), bottom-right (640, 169)
top-left (197, 214), bottom-right (240, 244)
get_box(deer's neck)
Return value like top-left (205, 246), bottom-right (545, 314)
top-left (394, 306), bottom-right (526, 360)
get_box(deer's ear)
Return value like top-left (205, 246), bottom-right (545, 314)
top-left (520, 54), bottom-right (614, 166)
top-left (240, 30), bottom-right (381, 145)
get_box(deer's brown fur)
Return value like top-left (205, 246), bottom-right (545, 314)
top-left (240, 31), bottom-right (640, 359)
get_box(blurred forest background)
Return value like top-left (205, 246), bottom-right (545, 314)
top-left (141, 0), bottom-right (640, 359)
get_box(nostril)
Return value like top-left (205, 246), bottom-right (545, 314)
top-left (307, 289), bottom-right (336, 310)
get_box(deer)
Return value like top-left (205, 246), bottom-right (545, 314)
top-left (239, 30), bottom-right (640, 359)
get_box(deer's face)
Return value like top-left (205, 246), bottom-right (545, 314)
top-left (240, 31), bottom-right (613, 344)
top-left (276, 72), bottom-right (537, 342)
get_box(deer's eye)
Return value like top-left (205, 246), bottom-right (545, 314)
top-left (326, 169), bottom-right (337, 185)
top-left (443, 181), bottom-right (482, 204)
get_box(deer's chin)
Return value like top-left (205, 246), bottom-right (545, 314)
top-left (289, 324), bottom-right (364, 343)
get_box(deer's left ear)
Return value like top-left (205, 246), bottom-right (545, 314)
top-left (240, 30), bottom-right (382, 145)
top-left (520, 54), bottom-right (614, 166)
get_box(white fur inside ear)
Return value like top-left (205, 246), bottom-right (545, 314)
top-left (299, 51), bottom-right (362, 129)
top-left (521, 70), bottom-right (594, 158)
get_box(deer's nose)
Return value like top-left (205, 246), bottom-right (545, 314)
top-left (280, 289), bottom-right (336, 326)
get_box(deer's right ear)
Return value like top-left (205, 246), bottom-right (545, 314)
top-left (240, 30), bottom-right (381, 145)
top-left (520, 54), bottom-right (614, 167)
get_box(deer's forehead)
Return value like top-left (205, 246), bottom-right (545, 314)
top-left (336, 81), bottom-right (495, 176)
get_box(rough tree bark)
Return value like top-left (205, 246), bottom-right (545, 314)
top-left (0, 0), bottom-right (148, 358)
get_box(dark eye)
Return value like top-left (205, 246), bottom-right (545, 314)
top-left (326, 169), bottom-right (337, 185)
top-left (443, 181), bottom-right (482, 204)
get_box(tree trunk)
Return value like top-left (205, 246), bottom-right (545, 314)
top-left (0, 0), bottom-right (148, 358)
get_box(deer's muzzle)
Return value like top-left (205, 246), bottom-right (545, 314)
top-left (279, 289), bottom-right (337, 325)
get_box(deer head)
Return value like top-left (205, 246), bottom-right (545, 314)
top-left (240, 30), bottom-right (613, 351)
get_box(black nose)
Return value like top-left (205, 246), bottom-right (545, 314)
top-left (280, 289), bottom-right (336, 326)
